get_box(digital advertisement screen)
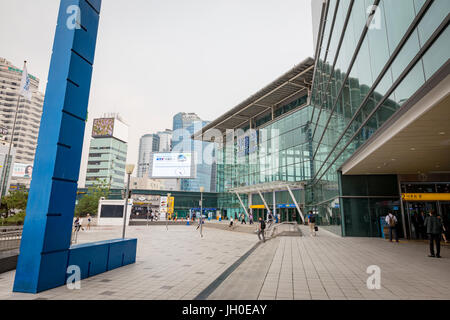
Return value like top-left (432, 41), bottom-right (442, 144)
top-left (92, 118), bottom-right (115, 138)
top-left (100, 205), bottom-right (124, 218)
top-left (151, 153), bottom-right (194, 179)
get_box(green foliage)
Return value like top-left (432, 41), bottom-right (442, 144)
top-left (1, 187), bottom-right (28, 218)
top-left (0, 212), bottom-right (26, 226)
top-left (75, 179), bottom-right (110, 217)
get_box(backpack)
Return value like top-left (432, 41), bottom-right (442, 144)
top-left (260, 220), bottom-right (266, 230)
top-left (388, 215), bottom-right (396, 227)
top-left (309, 214), bottom-right (316, 223)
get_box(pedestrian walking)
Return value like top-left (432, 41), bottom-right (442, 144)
top-left (74, 217), bottom-right (80, 232)
top-left (425, 211), bottom-right (443, 258)
top-left (86, 213), bottom-right (92, 231)
top-left (241, 213), bottom-right (247, 224)
top-left (229, 217), bottom-right (234, 228)
top-left (249, 214), bottom-right (254, 225)
top-left (385, 211), bottom-right (399, 242)
top-left (267, 212), bottom-right (274, 229)
top-left (257, 217), bottom-right (266, 243)
top-left (308, 211), bottom-right (317, 237)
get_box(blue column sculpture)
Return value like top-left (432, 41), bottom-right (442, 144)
top-left (13, 0), bottom-right (136, 294)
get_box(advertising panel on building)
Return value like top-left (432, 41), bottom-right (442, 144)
top-left (92, 118), bottom-right (114, 137)
top-left (151, 152), bottom-right (195, 179)
top-left (12, 163), bottom-right (33, 178)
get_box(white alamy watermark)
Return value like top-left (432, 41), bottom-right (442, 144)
top-left (367, 5), bottom-right (382, 30)
top-left (366, 265), bottom-right (381, 290)
top-left (66, 5), bottom-right (82, 30)
top-left (66, 265), bottom-right (81, 290)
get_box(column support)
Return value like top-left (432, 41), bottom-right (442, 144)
top-left (257, 190), bottom-right (271, 215)
top-left (286, 185), bottom-right (305, 223)
top-left (235, 192), bottom-right (249, 217)
top-left (273, 190), bottom-right (277, 218)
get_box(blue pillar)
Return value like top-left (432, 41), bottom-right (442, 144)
top-left (13, 0), bottom-right (102, 293)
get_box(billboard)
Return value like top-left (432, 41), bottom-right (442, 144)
top-left (12, 163), bottom-right (33, 178)
top-left (92, 117), bottom-right (129, 143)
top-left (92, 118), bottom-right (114, 138)
top-left (151, 152), bottom-right (195, 179)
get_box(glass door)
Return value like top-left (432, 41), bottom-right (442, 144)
top-left (405, 202), bottom-right (437, 240)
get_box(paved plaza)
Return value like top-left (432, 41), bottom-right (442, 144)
top-left (0, 224), bottom-right (449, 300)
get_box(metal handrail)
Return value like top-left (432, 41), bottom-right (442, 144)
top-left (0, 229), bottom-right (22, 252)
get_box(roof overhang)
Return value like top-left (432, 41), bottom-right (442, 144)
top-left (193, 57), bottom-right (315, 141)
top-left (228, 181), bottom-right (306, 194)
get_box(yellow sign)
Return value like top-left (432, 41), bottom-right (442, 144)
top-left (250, 205), bottom-right (266, 209)
top-left (402, 193), bottom-right (450, 201)
top-left (167, 197), bottom-right (175, 214)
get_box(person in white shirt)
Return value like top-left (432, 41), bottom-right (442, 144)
top-left (385, 212), bottom-right (399, 242)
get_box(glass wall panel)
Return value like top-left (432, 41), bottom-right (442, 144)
top-left (422, 25), bottom-right (450, 80)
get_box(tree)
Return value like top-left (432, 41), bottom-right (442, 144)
top-left (1, 187), bottom-right (28, 218)
top-left (75, 179), bottom-right (110, 217)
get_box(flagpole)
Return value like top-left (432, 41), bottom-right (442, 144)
top-left (0, 61), bottom-right (27, 198)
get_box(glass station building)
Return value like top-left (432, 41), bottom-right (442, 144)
top-left (194, 0), bottom-right (450, 238)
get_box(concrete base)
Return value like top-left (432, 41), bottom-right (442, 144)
top-left (0, 249), bottom-right (19, 274)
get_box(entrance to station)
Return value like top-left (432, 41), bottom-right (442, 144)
top-left (277, 208), bottom-right (300, 223)
top-left (403, 201), bottom-right (450, 240)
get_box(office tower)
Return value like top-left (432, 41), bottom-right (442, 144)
top-left (85, 114), bottom-right (129, 189)
top-left (137, 134), bottom-right (160, 178)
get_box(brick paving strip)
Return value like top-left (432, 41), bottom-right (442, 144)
top-left (207, 225), bottom-right (450, 300)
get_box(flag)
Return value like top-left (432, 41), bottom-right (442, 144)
top-left (19, 61), bottom-right (32, 102)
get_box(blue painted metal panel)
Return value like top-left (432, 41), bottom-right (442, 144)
top-left (68, 242), bottom-right (110, 279)
top-left (108, 239), bottom-right (138, 271)
top-left (13, 0), bottom-right (103, 293)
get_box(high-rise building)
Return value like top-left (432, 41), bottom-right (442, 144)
top-left (0, 58), bottom-right (44, 188)
top-left (172, 113), bottom-right (216, 192)
top-left (157, 129), bottom-right (172, 152)
top-left (172, 112), bottom-right (202, 147)
top-left (137, 134), bottom-right (160, 178)
top-left (85, 114), bottom-right (129, 189)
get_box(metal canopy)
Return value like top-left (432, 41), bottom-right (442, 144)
top-left (229, 181), bottom-right (306, 194)
top-left (193, 57), bottom-right (315, 141)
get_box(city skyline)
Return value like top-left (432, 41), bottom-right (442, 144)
top-left (0, 0), bottom-right (314, 184)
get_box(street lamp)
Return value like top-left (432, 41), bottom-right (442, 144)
top-left (199, 186), bottom-right (204, 238)
top-left (122, 164), bottom-right (135, 239)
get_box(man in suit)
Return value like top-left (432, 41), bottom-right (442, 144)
top-left (424, 211), bottom-right (443, 258)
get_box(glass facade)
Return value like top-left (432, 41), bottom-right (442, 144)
top-left (212, 0), bottom-right (449, 237)
top-left (307, 0), bottom-right (450, 235)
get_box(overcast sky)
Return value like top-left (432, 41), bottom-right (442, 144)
top-left (0, 0), bottom-right (314, 185)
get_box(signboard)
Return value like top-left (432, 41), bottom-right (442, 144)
top-left (277, 204), bottom-right (296, 209)
top-left (237, 131), bottom-right (258, 157)
top-left (12, 163), bottom-right (33, 178)
top-left (167, 197), bottom-right (175, 214)
top-left (402, 193), bottom-right (450, 201)
top-left (160, 196), bottom-right (168, 213)
top-left (151, 152), bottom-right (194, 179)
top-left (250, 205), bottom-right (265, 209)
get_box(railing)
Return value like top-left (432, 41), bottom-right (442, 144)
top-left (0, 227), bottom-right (23, 252)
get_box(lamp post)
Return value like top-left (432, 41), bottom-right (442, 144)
top-left (122, 164), bottom-right (135, 239)
top-left (199, 186), bottom-right (204, 238)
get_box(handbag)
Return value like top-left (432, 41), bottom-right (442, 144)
top-left (314, 226), bottom-right (319, 232)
